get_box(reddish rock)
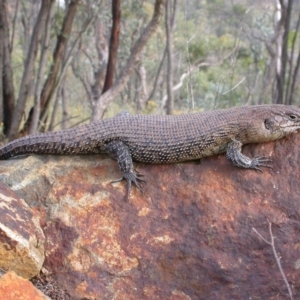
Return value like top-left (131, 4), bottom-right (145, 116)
top-left (0, 182), bottom-right (45, 279)
top-left (0, 132), bottom-right (300, 299)
top-left (0, 271), bottom-right (50, 300)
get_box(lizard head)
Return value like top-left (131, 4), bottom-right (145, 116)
top-left (264, 105), bottom-right (300, 136)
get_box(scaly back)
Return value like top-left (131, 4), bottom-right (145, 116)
top-left (1, 104), bottom-right (300, 163)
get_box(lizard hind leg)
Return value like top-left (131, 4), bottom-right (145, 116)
top-left (105, 140), bottom-right (145, 200)
top-left (226, 139), bottom-right (273, 172)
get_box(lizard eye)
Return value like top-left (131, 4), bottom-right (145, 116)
top-left (264, 119), bottom-right (272, 130)
top-left (289, 114), bottom-right (297, 120)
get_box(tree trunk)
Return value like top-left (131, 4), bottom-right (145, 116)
top-left (165, 0), bottom-right (174, 115)
top-left (2, 0), bottom-right (16, 136)
top-left (8, 0), bottom-right (50, 140)
top-left (38, 0), bottom-right (80, 126)
top-left (102, 0), bottom-right (121, 94)
top-left (0, 0), bottom-right (13, 133)
top-left (29, 0), bottom-right (55, 134)
top-left (285, 6), bottom-right (300, 105)
top-left (10, 0), bottom-right (19, 54)
top-left (275, 0), bottom-right (292, 104)
top-left (90, 0), bottom-right (165, 122)
top-left (0, 0), bottom-right (4, 127)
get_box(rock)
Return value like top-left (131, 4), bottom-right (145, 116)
top-left (0, 271), bottom-right (50, 300)
top-left (0, 133), bottom-right (300, 299)
top-left (0, 181), bottom-right (45, 279)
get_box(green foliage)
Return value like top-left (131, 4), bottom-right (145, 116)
top-left (287, 30), bottom-right (300, 49)
top-left (232, 4), bottom-right (247, 16)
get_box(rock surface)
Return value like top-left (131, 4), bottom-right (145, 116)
top-left (0, 181), bottom-right (45, 279)
top-left (0, 271), bottom-right (50, 300)
top-left (0, 132), bottom-right (300, 299)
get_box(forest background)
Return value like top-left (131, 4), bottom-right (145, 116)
top-left (0, 0), bottom-right (299, 141)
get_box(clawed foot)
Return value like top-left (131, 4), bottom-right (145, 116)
top-left (250, 156), bottom-right (273, 173)
top-left (226, 140), bottom-right (274, 173)
top-left (111, 169), bottom-right (145, 200)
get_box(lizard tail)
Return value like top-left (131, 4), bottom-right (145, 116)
top-left (0, 129), bottom-right (102, 160)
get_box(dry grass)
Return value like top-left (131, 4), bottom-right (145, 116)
top-left (31, 273), bottom-right (71, 300)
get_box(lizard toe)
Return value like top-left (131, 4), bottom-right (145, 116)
top-left (111, 170), bottom-right (145, 200)
top-left (251, 156), bottom-right (273, 171)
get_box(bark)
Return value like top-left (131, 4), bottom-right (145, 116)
top-left (288, 45), bottom-right (300, 105)
top-left (10, 0), bottom-right (19, 53)
top-left (29, 0), bottom-right (55, 134)
top-left (0, 0), bottom-right (15, 136)
top-left (8, 0), bottom-right (50, 140)
top-left (165, 0), bottom-right (174, 115)
top-left (90, 0), bottom-right (165, 122)
top-left (2, 0), bottom-right (16, 135)
top-left (286, 10), bottom-right (300, 105)
top-left (0, 0), bottom-right (4, 125)
top-left (38, 0), bottom-right (80, 125)
top-left (102, 0), bottom-right (121, 94)
top-left (276, 0), bottom-right (292, 104)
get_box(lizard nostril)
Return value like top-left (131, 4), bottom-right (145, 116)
top-left (289, 114), bottom-right (297, 120)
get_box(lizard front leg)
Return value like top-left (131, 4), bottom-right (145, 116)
top-left (105, 140), bottom-right (145, 200)
top-left (226, 139), bottom-right (272, 172)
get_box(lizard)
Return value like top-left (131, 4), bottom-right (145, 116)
top-left (0, 104), bottom-right (300, 200)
